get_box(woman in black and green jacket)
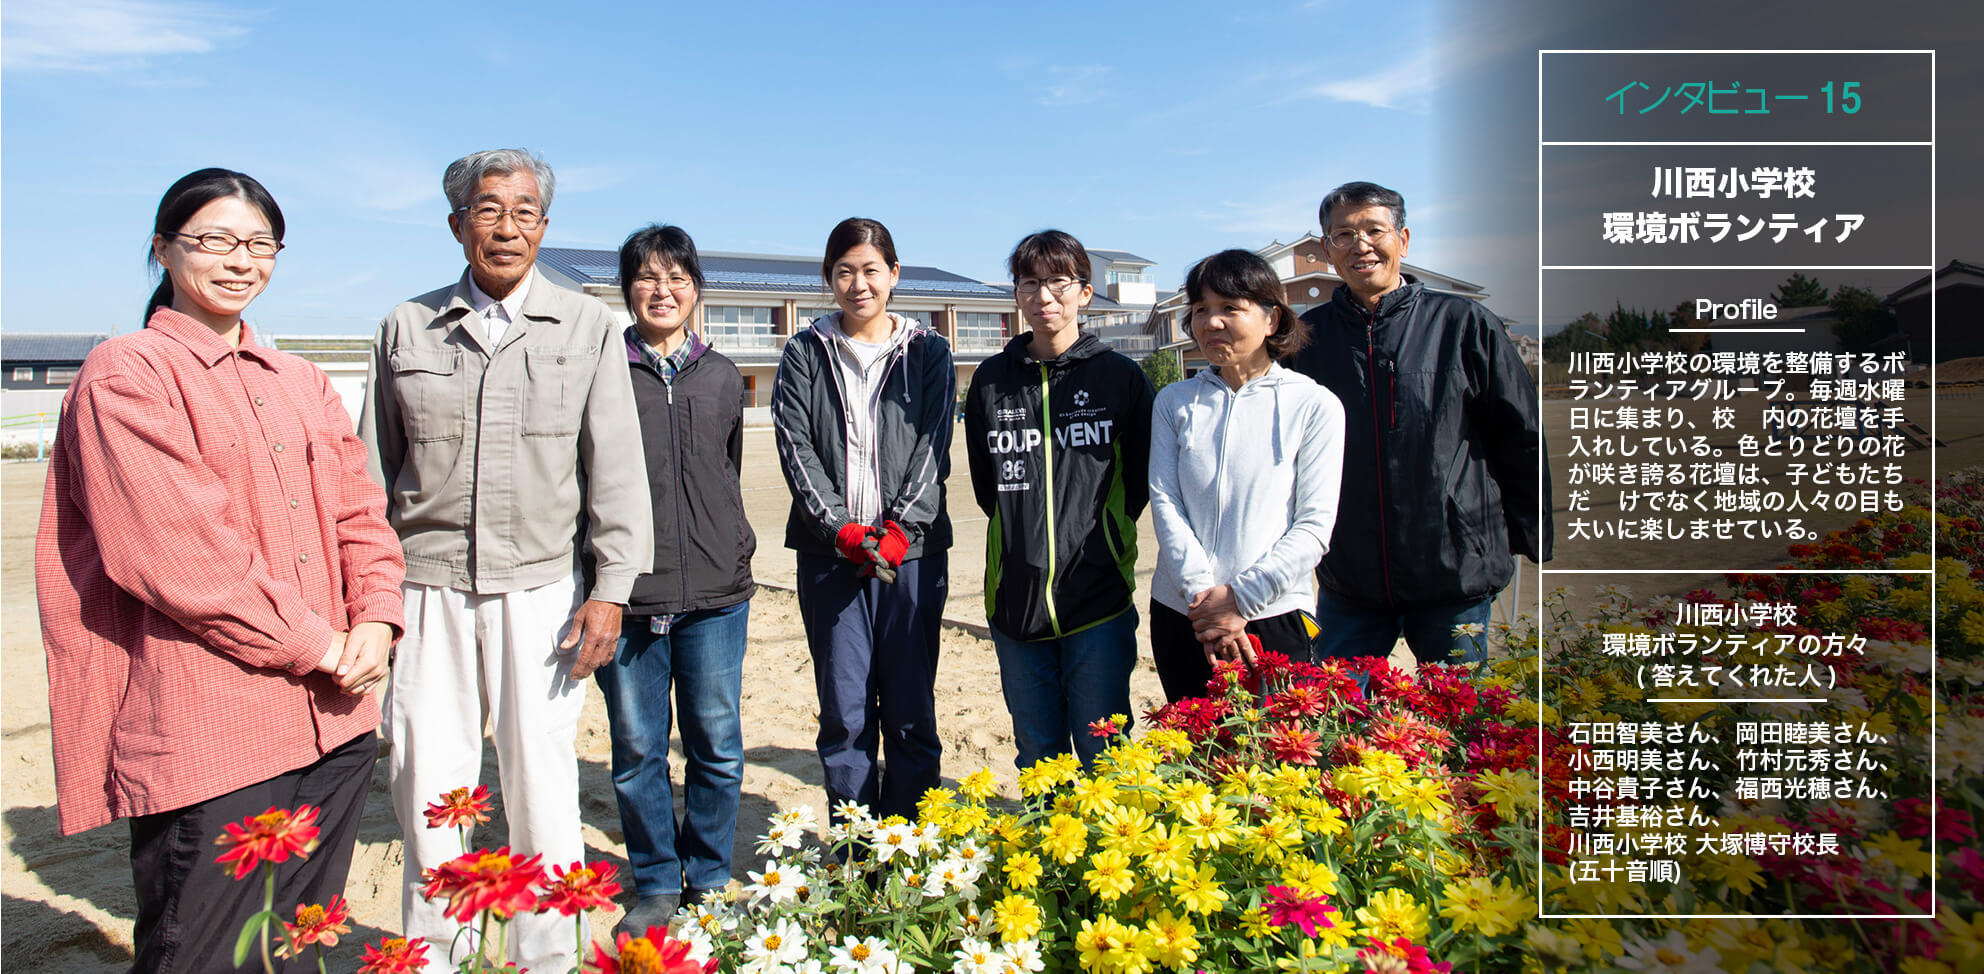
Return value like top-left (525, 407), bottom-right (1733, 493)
top-left (964, 230), bottom-right (1155, 769)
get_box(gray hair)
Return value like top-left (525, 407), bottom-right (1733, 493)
top-left (1318, 180), bottom-right (1406, 232)
top-left (442, 148), bottom-right (556, 213)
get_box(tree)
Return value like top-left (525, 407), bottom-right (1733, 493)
top-left (1141, 348), bottom-right (1184, 391)
top-left (1830, 284), bottom-right (1900, 353)
top-left (1543, 312), bottom-right (1607, 361)
top-left (1772, 272), bottom-right (1830, 307)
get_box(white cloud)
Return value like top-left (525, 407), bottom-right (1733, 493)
top-left (2, 0), bottom-right (250, 71)
top-left (1039, 65), bottom-right (1111, 106)
top-left (1301, 52), bottom-right (1441, 112)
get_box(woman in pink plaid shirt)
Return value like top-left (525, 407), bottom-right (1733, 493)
top-left (36, 168), bottom-right (405, 973)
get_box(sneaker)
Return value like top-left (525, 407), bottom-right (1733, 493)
top-left (613, 893), bottom-right (678, 940)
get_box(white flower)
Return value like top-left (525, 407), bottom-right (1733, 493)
top-left (829, 935), bottom-right (900, 973)
top-left (1616, 930), bottom-right (1723, 974)
top-left (758, 822), bottom-right (801, 856)
top-left (1000, 940), bottom-right (1045, 973)
top-left (778, 804), bottom-right (821, 833)
top-left (922, 857), bottom-right (981, 900)
top-left (684, 899), bottom-right (738, 938)
top-left (833, 800), bottom-right (874, 826)
top-left (743, 918), bottom-right (810, 969)
top-left (951, 937), bottom-right (1002, 974)
top-left (906, 821), bottom-right (939, 854)
top-left (949, 838), bottom-right (991, 870)
top-left (745, 860), bottom-right (808, 906)
top-left (872, 822), bottom-right (919, 863)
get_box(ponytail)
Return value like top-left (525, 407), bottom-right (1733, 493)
top-left (144, 273), bottom-right (175, 325)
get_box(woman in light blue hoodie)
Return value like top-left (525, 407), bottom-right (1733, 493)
top-left (1148, 249), bottom-right (1346, 702)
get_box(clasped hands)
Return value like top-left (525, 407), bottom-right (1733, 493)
top-left (1188, 584), bottom-right (1257, 669)
top-left (835, 520), bottom-right (910, 580)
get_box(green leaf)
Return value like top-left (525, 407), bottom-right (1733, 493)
top-left (232, 911), bottom-right (274, 967)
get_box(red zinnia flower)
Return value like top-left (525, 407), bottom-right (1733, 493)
top-left (1087, 715), bottom-right (1124, 738)
top-left (1359, 936), bottom-right (1453, 974)
top-left (358, 936), bottom-right (431, 973)
top-left (425, 785), bottom-right (494, 831)
top-left (586, 925), bottom-right (712, 974)
top-left (540, 861), bottom-right (624, 916)
top-left (277, 895), bottom-right (352, 958)
top-left (214, 805), bottom-right (321, 880)
top-left (1263, 885), bottom-right (1335, 937)
top-left (419, 847), bottom-right (547, 922)
top-left (1262, 723), bottom-right (1324, 765)
top-left (1266, 683), bottom-right (1332, 720)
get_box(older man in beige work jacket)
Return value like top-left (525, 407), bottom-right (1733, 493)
top-left (360, 147), bottom-right (651, 973)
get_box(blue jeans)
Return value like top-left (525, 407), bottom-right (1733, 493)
top-left (1313, 587), bottom-right (1493, 666)
top-left (796, 551), bottom-right (946, 822)
top-left (990, 608), bottom-right (1138, 771)
top-left (592, 601), bottom-right (749, 897)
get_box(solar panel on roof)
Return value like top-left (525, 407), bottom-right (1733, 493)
top-left (569, 263), bottom-right (619, 282)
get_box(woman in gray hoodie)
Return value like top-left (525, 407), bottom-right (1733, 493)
top-left (1148, 249), bottom-right (1346, 702)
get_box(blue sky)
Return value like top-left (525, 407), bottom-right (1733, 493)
top-left (3, 0), bottom-right (1542, 338)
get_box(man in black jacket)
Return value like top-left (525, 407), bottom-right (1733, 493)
top-left (1289, 182), bottom-right (1551, 665)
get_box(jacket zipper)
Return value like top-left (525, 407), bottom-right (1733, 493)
top-left (668, 365), bottom-right (688, 607)
top-left (1364, 311), bottom-right (1396, 608)
top-left (1038, 362), bottom-right (1062, 637)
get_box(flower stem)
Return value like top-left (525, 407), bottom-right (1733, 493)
top-left (260, 864), bottom-right (276, 974)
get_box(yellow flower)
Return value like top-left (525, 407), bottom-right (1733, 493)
top-left (1085, 848), bottom-right (1137, 901)
top-left (1163, 778), bottom-right (1213, 809)
top-left (1695, 853), bottom-right (1764, 895)
top-left (1354, 888), bottom-right (1430, 942)
top-left (991, 892), bottom-right (1042, 943)
top-left (1137, 824), bottom-right (1193, 882)
top-left (1279, 859), bottom-right (1340, 898)
top-left (917, 787), bottom-right (957, 818)
top-left (1395, 777), bottom-right (1455, 820)
top-left (1264, 765), bottom-right (1315, 799)
top-left (1898, 960), bottom-right (1953, 974)
top-left (1017, 763), bottom-right (1062, 798)
top-left (1168, 864), bottom-right (1228, 916)
top-left (1144, 910), bottom-right (1200, 969)
top-left (1218, 764), bottom-right (1269, 798)
top-left (959, 768), bottom-right (998, 802)
top-left (1298, 801), bottom-right (1347, 839)
top-left (1144, 728), bottom-right (1192, 758)
top-left (1867, 831), bottom-right (1933, 876)
top-left (1096, 805), bottom-right (1155, 853)
top-left (1178, 799), bottom-right (1241, 851)
top-left (1040, 814), bottom-right (1088, 865)
top-left (1565, 917), bottom-right (1622, 960)
top-left (1238, 905), bottom-right (1276, 938)
top-left (1242, 815), bottom-right (1304, 864)
top-left (1438, 876), bottom-right (1527, 937)
top-left (1936, 912), bottom-right (1984, 972)
top-left (1072, 776), bottom-right (1121, 818)
top-left (942, 803), bottom-right (990, 838)
top-left (1472, 768), bottom-right (1538, 822)
top-left (987, 813), bottom-right (1031, 855)
top-left (1002, 850), bottom-right (1043, 890)
top-left (1076, 915), bottom-right (1149, 974)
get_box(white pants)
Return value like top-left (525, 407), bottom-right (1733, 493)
top-left (386, 576), bottom-right (588, 973)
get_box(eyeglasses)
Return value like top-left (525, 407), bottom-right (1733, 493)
top-left (456, 203), bottom-right (546, 230)
top-left (1324, 227), bottom-right (1397, 251)
top-left (634, 274), bottom-right (696, 292)
top-left (168, 231), bottom-right (284, 258)
top-left (1015, 277), bottom-right (1086, 297)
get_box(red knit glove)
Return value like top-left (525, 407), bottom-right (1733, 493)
top-left (873, 521), bottom-right (909, 568)
top-left (835, 522), bottom-right (874, 564)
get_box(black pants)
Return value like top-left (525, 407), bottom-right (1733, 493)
top-left (1149, 600), bottom-right (1317, 703)
top-left (128, 731), bottom-right (376, 974)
